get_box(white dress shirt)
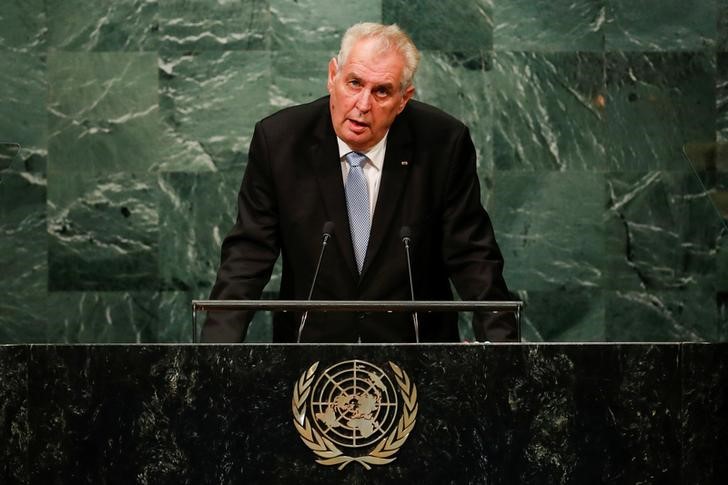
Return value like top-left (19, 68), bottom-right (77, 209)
top-left (337, 133), bottom-right (388, 223)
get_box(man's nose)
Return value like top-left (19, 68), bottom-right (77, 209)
top-left (355, 89), bottom-right (372, 112)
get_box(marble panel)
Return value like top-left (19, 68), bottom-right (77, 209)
top-left (45, 0), bottom-right (158, 51)
top-left (0, 168), bottom-right (48, 344)
top-left (681, 343), bottom-right (728, 482)
top-left (491, 51), bottom-right (607, 171)
top-left (270, 0), bottom-right (381, 50)
top-left (604, 171), bottom-right (723, 292)
top-left (719, 225), bottom-right (728, 295)
top-left (158, 50), bottom-right (272, 171)
top-left (680, 153), bottom-right (728, 219)
top-left (490, 171), bottom-right (605, 292)
top-left (158, 291), bottom-right (201, 343)
top-left (484, 344), bottom-right (680, 483)
top-left (519, 289), bottom-right (605, 342)
top-left (717, 52), bottom-right (728, 141)
top-left (700, 172), bottom-right (728, 249)
top-left (383, 0), bottom-right (492, 52)
top-left (157, 168), bottom-right (283, 343)
top-left (0, 0), bottom-right (46, 52)
top-left (2, 0), bottom-right (725, 348)
top-left (158, 170), bottom-right (240, 291)
top-left (47, 172), bottom-right (159, 291)
top-left (159, 0), bottom-right (271, 51)
top-left (270, 50), bottom-right (331, 109)
top-left (457, 314), bottom-right (476, 342)
top-left (21, 344), bottom-right (684, 483)
top-left (47, 52), bottom-right (161, 174)
top-left (0, 52), bottom-right (47, 173)
top-left (27, 345), bottom-right (183, 482)
top-left (604, 52), bottom-right (715, 171)
top-left (0, 346), bottom-right (28, 484)
top-left (160, 168), bottom-right (283, 344)
top-left (416, 51), bottom-right (493, 172)
top-left (595, 345), bottom-right (684, 478)
top-left (720, 0), bottom-right (728, 52)
top-left (1, 291), bottom-right (48, 345)
top-left (494, 0), bottom-right (604, 52)
top-left (44, 292), bottom-right (160, 343)
top-left (605, 289), bottom-right (721, 341)
top-left (606, 0), bottom-right (716, 51)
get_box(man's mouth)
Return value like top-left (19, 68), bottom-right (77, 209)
top-left (348, 118), bottom-right (369, 130)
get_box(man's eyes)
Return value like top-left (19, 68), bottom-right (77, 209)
top-left (345, 80), bottom-right (393, 98)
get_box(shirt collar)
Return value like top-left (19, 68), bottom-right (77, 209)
top-left (336, 132), bottom-right (388, 171)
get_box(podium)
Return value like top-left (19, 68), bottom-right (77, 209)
top-left (1, 341), bottom-right (726, 484)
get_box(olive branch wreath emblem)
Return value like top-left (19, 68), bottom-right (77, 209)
top-left (291, 361), bottom-right (418, 470)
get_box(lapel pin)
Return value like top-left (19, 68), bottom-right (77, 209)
top-left (401, 160), bottom-right (408, 166)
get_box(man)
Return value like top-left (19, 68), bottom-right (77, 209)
top-left (202, 23), bottom-right (515, 343)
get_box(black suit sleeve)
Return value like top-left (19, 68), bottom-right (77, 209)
top-left (201, 122), bottom-right (280, 342)
top-left (441, 127), bottom-right (517, 342)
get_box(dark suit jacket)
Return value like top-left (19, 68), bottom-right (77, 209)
top-left (202, 96), bottom-right (515, 343)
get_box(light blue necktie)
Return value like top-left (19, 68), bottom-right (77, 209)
top-left (344, 151), bottom-right (370, 273)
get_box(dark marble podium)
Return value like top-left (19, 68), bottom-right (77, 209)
top-left (1, 343), bottom-right (726, 484)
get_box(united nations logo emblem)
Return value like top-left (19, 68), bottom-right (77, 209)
top-left (292, 360), bottom-right (418, 469)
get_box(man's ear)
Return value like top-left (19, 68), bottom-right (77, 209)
top-left (398, 85), bottom-right (415, 113)
top-left (327, 58), bottom-right (338, 93)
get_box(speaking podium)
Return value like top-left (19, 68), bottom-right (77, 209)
top-left (0, 300), bottom-right (726, 484)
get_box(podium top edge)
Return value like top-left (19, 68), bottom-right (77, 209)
top-left (191, 300), bottom-right (523, 312)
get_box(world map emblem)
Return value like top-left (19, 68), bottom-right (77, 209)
top-left (292, 360), bottom-right (418, 469)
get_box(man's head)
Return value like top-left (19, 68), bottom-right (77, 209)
top-left (327, 23), bottom-right (420, 152)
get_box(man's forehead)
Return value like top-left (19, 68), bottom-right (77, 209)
top-left (343, 67), bottom-right (396, 85)
top-left (339, 41), bottom-right (404, 82)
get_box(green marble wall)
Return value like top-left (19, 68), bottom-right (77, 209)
top-left (1, 0), bottom-right (726, 343)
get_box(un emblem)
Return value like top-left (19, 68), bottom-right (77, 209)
top-left (292, 360), bottom-right (418, 470)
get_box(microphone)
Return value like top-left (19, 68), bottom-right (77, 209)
top-left (297, 221), bottom-right (335, 342)
top-left (400, 226), bottom-right (420, 343)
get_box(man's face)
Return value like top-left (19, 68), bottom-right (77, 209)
top-left (327, 37), bottom-right (414, 152)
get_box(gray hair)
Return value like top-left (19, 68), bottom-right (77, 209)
top-left (336, 23), bottom-right (420, 91)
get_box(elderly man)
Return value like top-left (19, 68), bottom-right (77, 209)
top-left (202, 23), bottom-right (515, 343)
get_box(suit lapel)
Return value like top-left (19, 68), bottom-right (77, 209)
top-left (361, 115), bottom-right (413, 278)
top-left (308, 107), bottom-right (358, 278)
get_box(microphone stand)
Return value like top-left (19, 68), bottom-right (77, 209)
top-left (297, 222), bottom-right (334, 343)
top-left (400, 227), bottom-right (420, 343)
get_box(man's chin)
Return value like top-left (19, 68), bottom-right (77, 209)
top-left (342, 133), bottom-right (374, 152)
